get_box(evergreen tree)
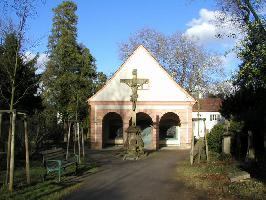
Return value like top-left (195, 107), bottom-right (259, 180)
top-left (219, 0), bottom-right (266, 156)
top-left (42, 1), bottom-right (104, 121)
top-left (0, 33), bottom-right (41, 113)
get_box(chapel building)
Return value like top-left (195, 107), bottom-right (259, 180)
top-left (88, 45), bottom-right (195, 150)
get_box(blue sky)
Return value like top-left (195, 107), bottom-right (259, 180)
top-left (24, 0), bottom-right (239, 76)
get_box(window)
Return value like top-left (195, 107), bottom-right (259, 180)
top-left (210, 114), bottom-right (218, 121)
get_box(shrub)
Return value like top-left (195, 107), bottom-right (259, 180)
top-left (207, 124), bottom-right (225, 153)
top-left (218, 152), bottom-right (232, 161)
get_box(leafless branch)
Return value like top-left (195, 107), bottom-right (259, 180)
top-left (13, 84), bottom-right (35, 106)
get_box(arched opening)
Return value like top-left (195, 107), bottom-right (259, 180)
top-left (159, 112), bottom-right (181, 147)
top-left (102, 112), bottom-right (123, 147)
top-left (136, 112), bottom-right (153, 149)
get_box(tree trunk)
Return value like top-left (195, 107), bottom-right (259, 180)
top-left (8, 111), bottom-right (16, 192)
top-left (24, 116), bottom-right (30, 184)
top-left (81, 126), bottom-right (85, 157)
top-left (63, 121), bottom-right (68, 142)
top-left (73, 124), bottom-right (76, 155)
top-left (180, 60), bottom-right (187, 87)
top-left (6, 45), bottom-right (19, 185)
top-left (77, 122), bottom-right (81, 164)
top-left (6, 116), bottom-right (12, 184)
top-left (204, 120), bottom-right (209, 162)
top-left (190, 128), bottom-right (194, 165)
top-left (66, 122), bottom-right (71, 160)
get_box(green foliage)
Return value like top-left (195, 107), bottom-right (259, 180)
top-left (42, 1), bottom-right (106, 121)
top-left (27, 109), bottom-right (64, 153)
top-left (0, 32), bottom-right (42, 112)
top-left (228, 119), bottom-right (243, 135)
top-left (207, 124), bottom-right (225, 153)
top-left (218, 152), bottom-right (232, 161)
top-left (220, 1), bottom-right (266, 156)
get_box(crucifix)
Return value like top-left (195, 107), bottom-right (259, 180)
top-left (120, 69), bottom-right (149, 126)
top-left (120, 69), bottom-right (149, 159)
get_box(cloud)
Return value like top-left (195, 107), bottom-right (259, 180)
top-left (184, 9), bottom-right (243, 48)
top-left (25, 51), bottom-right (49, 74)
top-left (184, 8), bottom-right (245, 74)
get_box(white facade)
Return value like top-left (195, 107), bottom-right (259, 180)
top-left (192, 111), bottom-right (224, 138)
top-left (88, 45), bottom-right (195, 149)
top-left (89, 45), bottom-right (194, 102)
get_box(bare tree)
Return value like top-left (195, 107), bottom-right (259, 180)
top-left (0, 0), bottom-right (41, 191)
top-left (119, 28), bottom-right (224, 93)
top-left (216, 0), bottom-right (265, 30)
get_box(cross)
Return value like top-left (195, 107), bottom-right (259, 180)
top-left (120, 69), bottom-right (149, 126)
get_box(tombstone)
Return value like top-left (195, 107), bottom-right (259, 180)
top-left (222, 120), bottom-right (231, 154)
top-left (245, 130), bottom-right (255, 161)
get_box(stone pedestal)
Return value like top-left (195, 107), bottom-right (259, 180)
top-left (222, 134), bottom-right (231, 154)
top-left (124, 126), bottom-right (145, 160)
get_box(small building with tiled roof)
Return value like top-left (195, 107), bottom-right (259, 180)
top-left (88, 45), bottom-right (195, 149)
top-left (192, 98), bottom-right (222, 112)
top-left (192, 98), bottom-right (224, 138)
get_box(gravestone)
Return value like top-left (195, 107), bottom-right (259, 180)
top-left (228, 171), bottom-right (250, 182)
top-left (222, 120), bottom-right (231, 154)
top-left (245, 130), bottom-right (255, 161)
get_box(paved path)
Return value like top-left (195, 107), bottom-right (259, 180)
top-left (66, 149), bottom-right (207, 200)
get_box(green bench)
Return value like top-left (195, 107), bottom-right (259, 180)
top-left (40, 148), bottom-right (79, 182)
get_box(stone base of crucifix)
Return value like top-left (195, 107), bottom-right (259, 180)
top-left (123, 111), bottom-right (145, 160)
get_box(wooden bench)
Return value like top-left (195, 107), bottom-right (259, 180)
top-left (40, 148), bottom-right (79, 182)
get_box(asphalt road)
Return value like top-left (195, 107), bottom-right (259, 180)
top-left (66, 149), bottom-right (208, 200)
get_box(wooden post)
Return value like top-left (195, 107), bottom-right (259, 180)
top-left (66, 122), bottom-right (71, 160)
top-left (6, 116), bottom-right (12, 184)
top-left (0, 113), bottom-right (2, 145)
top-left (204, 119), bottom-right (209, 162)
top-left (190, 130), bottom-right (194, 165)
top-left (0, 113), bottom-right (2, 182)
top-left (24, 115), bottom-right (30, 184)
top-left (9, 111), bottom-right (16, 192)
top-left (198, 145), bottom-right (201, 163)
top-left (77, 122), bottom-right (81, 163)
top-left (81, 125), bottom-right (85, 157)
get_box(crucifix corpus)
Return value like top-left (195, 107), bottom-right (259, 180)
top-left (120, 69), bottom-right (149, 126)
top-left (120, 69), bottom-right (149, 159)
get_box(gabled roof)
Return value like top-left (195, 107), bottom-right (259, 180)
top-left (88, 45), bottom-right (195, 103)
top-left (192, 98), bottom-right (222, 112)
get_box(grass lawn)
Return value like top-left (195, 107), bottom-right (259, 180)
top-left (0, 160), bottom-right (98, 200)
top-left (176, 158), bottom-right (266, 200)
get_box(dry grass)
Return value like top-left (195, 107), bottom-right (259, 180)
top-left (176, 160), bottom-right (266, 200)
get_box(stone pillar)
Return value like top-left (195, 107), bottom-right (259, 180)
top-left (222, 120), bottom-right (231, 155)
top-left (222, 134), bottom-right (231, 154)
top-left (96, 122), bottom-right (103, 149)
top-left (122, 113), bottom-right (131, 147)
top-left (123, 121), bottom-right (129, 146)
top-left (91, 116), bottom-right (103, 150)
top-left (152, 115), bottom-right (160, 150)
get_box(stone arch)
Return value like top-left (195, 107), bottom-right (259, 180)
top-left (159, 112), bottom-right (181, 146)
top-left (136, 112), bottom-right (153, 149)
top-left (102, 112), bottom-right (123, 147)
